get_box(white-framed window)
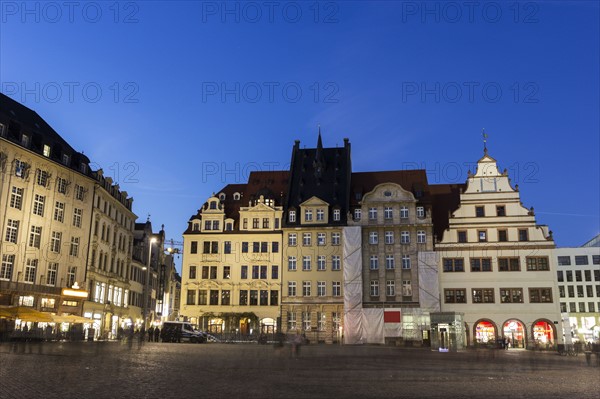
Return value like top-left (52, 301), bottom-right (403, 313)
top-left (287, 311), bottom-right (297, 330)
top-left (57, 177), bottom-right (68, 194)
top-left (51, 231), bottom-right (62, 253)
top-left (289, 210), bottom-right (296, 223)
top-left (400, 206), bottom-right (409, 219)
top-left (18, 296), bottom-right (34, 307)
top-left (1, 254), bottom-right (15, 280)
top-left (384, 206), bottom-right (393, 220)
top-left (302, 256), bottom-right (311, 271)
top-left (43, 145), bottom-right (51, 157)
top-left (288, 256), bottom-right (297, 271)
top-left (303, 233), bottom-right (311, 246)
top-left (302, 312), bottom-right (311, 331)
top-left (37, 169), bottom-right (49, 187)
top-left (369, 231), bottom-right (378, 245)
top-left (288, 233), bottom-right (297, 246)
top-left (317, 312), bottom-right (326, 331)
top-left (401, 231), bottom-right (410, 244)
top-left (386, 280), bottom-right (395, 296)
top-left (386, 255), bottom-right (395, 269)
top-left (54, 201), bottom-right (65, 222)
top-left (331, 232), bottom-right (341, 245)
top-left (385, 231), bottom-right (394, 244)
top-left (95, 282), bottom-right (106, 303)
top-left (305, 209), bottom-right (313, 222)
top-left (317, 281), bottom-right (326, 296)
top-left (316, 209), bottom-right (324, 221)
top-left (46, 262), bottom-right (58, 286)
top-left (333, 312), bottom-right (341, 332)
top-left (369, 207), bottom-right (377, 220)
top-left (15, 159), bottom-right (27, 178)
top-left (370, 280), bottom-right (379, 296)
top-left (5, 219), bottom-right (19, 243)
top-left (332, 255), bottom-right (341, 270)
top-left (10, 187), bottom-right (23, 209)
top-left (73, 208), bottom-right (83, 228)
top-left (29, 226), bottom-right (42, 248)
top-left (354, 208), bottom-right (362, 220)
top-left (33, 194), bottom-right (45, 216)
top-left (329, 281), bottom-right (340, 297)
top-left (417, 230), bottom-right (426, 243)
top-left (62, 154), bottom-right (70, 165)
top-left (370, 255), bottom-right (379, 270)
top-left (302, 281), bottom-right (311, 296)
top-left (70, 237), bottom-right (80, 257)
top-left (333, 209), bottom-right (340, 221)
top-left (24, 259), bottom-right (37, 283)
top-left (402, 280), bottom-right (412, 296)
top-left (288, 281), bottom-right (297, 296)
top-left (317, 232), bottom-right (326, 246)
top-left (402, 255), bottom-right (411, 269)
top-left (416, 206), bottom-right (425, 218)
top-left (317, 256), bottom-right (326, 271)
top-left (75, 184), bottom-right (85, 201)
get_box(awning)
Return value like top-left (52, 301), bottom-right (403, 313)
top-left (0, 306), bottom-right (54, 322)
top-left (52, 314), bottom-right (94, 324)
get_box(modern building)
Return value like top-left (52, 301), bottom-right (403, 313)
top-left (435, 147), bottom-right (563, 350)
top-left (0, 93), bottom-right (93, 322)
top-left (555, 236), bottom-right (600, 343)
top-left (181, 171), bottom-right (287, 335)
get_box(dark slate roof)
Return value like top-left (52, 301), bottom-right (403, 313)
top-left (350, 170), bottom-right (431, 207)
top-left (429, 183), bottom-right (465, 241)
top-left (0, 92), bottom-right (91, 174)
top-left (284, 135), bottom-right (352, 226)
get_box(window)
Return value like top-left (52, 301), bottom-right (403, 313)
top-left (252, 218), bottom-right (259, 229)
top-left (51, 232), bottom-right (62, 253)
top-left (302, 281), bottom-right (311, 296)
top-left (529, 288), bottom-right (552, 303)
top-left (203, 241), bottom-right (219, 254)
top-left (262, 218), bottom-right (269, 229)
top-left (73, 208), bottom-right (82, 227)
top-left (586, 285), bottom-right (593, 297)
top-left (252, 265), bottom-right (259, 279)
top-left (305, 209), bottom-right (313, 222)
top-left (189, 265), bottom-right (197, 279)
top-left (5, 220), bottom-right (19, 243)
top-left (470, 258), bottom-right (492, 272)
top-left (472, 288), bottom-right (494, 303)
top-left (69, 237), bottom-right (80, 257)
top-left (575, 256), bottom-right (589, 265)
top-left (210, 266), bottom-right (217, 279)
top-left (369, 232), bottom-right (378, 245)
top-left (500, 288), bottom-right (523, 303)
top-left (10, 187), bottom-right (23, 209)
top-left (443, 258), bottom-right (464, 272)
top-left (385, 255), bottom-right (395, 270)
top-left (386, 280), bottom-right (395, 296)
top-left (576, 285), bottom-right (584, 298)
top-left (317, 233), bottom-right (326, 246)
top-left (24, 259), bottom-right (37, 283)
top-left (186, 289), bottom-right (196, 305)
top-left (67, 266), bottom-right (76, 287)
top-left (190, 241), bottom-right (198, 254)
top-left (223, 241), bottom-right (231, 254)
top-left (317, 256), bottom-right (326, 271)
top-left (270, 265), bottom-right (278, 280)
top-left (402, 280), bottom-right (412, 297)
top-left (272, 242), bottom-right (279, 253)
top-left (288, 256), bottom-right (297, 271)
top-left (399, 207), bottom-right (408, 219)
top-left (370, 280), bottom-right (379, 296)
top-left (302, 256), bottom-right (311, 271)
top-left (303, 233), bottom-right (311, 246)
top-left (210, 290), bottom-right (219, 305)
top-left (259, 265), bottom-right (267, 279)
top-left (333, 312), bottom-right (341, 333)
top-left (221, 266), bottom-right (230, 279)
top-left (221, 290), bottom-right (231, 305)
top-left (416, 206), bottom-right (425, 218)
top-left (567, 286), bottom-right (574, 297)
top-left (518, 229), bottom-right (528, 242)
top-left (401, 231), bottom-right (410, 244)
top-left (287, 312), bottom-right (297, 330)
top-left (369, 207), bottom-right (377, 220)
top-left (526, 257), bottom-right (549, 271)
top-left (557, 256), bottom-right (571, 266)
top-left (444, 289), bottom-right (466, 303)
top-left (475, 206), bottom-right (485, 217)
top-left (29, 226), bottom-right (42, 248)
top-left (496, 205), bottom-right (506, 216)
top-left (289, 210), bottom-right (296, 223)
top-left (316, 209), bottom-right (324, 221)
top-left (384, 231), bottom-right (394, 245)
top-left (498, 229), bottom-right (508, 242)
top-left (37, 169), bottom-right (49, 187)
top-left (370, 255), bottom-right (379, 270)
top-left (41, 298), bottom-right (55, 309)
top-left (288, 233), bottom-right (297, 246)
top-left (331, 232), bottom-right (340, 245)
top-left (19, 296), bottom-right (34, 307)
top-left (584, 270), bottom-right (592, 281)
top-left (498, 257), bottom-right (520, 271)
top-left (1, 255), bottom-right (15, 280)
top-left (566, 271), bottom-right (573, 282)
top-left (354, 209), bottom-right (362, 220)
top-left (332, 255), bottom-right (341, 270)
top-left (270, 290), bottom-right (278, 306)
top-left (260, 242), bottom-right (268, 253)
top-left (332, 281), bottom-right (341, 296)
top-left (15, 160), bottom-right (27, 178)
top-left (384, 207), bottom-right (393, 220)
top-left (33, 194), bottom-right (45, 216)
top-left (317, 281), bottom-right (326, 296)
top-left (557, 271), bottom-right (564, 282)
top-left (457, 231), bottom-right (467, 243)
top-left (589, 302), bottom-right (596, 313)
top-left (238, 265), bottom-right (247, 279)
top-left (288, 281), bottom-right (297, 297)
top-left (402, 255), bottom-right (411, 269)
top-left (593, 255), bottom-right (600, 265)
top-left (75, 184), bottom-right (85, 201)
top-left (478, 230), bottom-right (487, 242)
top-left (333, 209), bottom-right (340, 221)
top-left (302, 312), bottom-right (311, 331)
top-left (417, 230), bottom-right (426, 243)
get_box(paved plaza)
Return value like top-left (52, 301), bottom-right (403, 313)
top-left (0, 341), bottom-right (598, 399)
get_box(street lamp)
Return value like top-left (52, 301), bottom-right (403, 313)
top-left (142, 237), bottom-right (157, 330)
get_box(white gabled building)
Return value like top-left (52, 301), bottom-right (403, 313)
top-left (435, 148), bottom-right (563, 349)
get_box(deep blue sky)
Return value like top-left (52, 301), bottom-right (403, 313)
top-left (1, 1), bottom-right (598, 270)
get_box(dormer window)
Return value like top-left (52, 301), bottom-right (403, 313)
top-left (209, 201), bottom-right (217, 210)
top-left (193, 223), bottom-right (199, 231)
top-left (219, 193), bottom-right (226, 201)
top-left (417, 206), bottom-right (425, 218)
top-left (333, 209), bottom-right (340, 221)
top-left (80, 163), bottom-right (87, 174)
top-left (233, 192), bottom-right (241, 200)
top-left (316, 209), bottom-right (324, 221)
top-left (305, 209), bottom-right (313, 222)
top-left (289, 210), bottom-right (296, 223)
top-left (225, 222), bottom-right (233, 231)
top-left (0, 123), bottom-right (6, 137)
top-left (43, 145), bottom-right (51, 157)
top-left (62, 154), bottom-right (70, 165)
top-left (21, 134), bottom-right (30, 147)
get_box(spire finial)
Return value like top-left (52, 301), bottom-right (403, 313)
top-left (482, 128), bottom-right (488, 153)
top-left (147, 213), bottom-right (151, 222)
top-left (317, 125), bottom-right (323, 149)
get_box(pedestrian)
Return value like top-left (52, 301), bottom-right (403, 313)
top-left (154, 327), bottom-right (160, 342)
top-left (148, 326), bottom-right (154, 342)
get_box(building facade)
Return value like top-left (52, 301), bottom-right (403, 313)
top-left (436, 149), bottom-right (563, 349)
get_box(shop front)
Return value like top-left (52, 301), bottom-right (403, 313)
top-left (474, 319), bottom-right (497, 346)
top-left (503, 319), bottom-right (526, 349)
top-left (532, 319), bottom-right (556, 349)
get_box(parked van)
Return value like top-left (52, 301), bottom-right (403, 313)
top-left (161, 322), bottom-right (205, 343)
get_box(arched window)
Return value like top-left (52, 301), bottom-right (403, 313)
top-left (233, 192), bottom-right (241, 200)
